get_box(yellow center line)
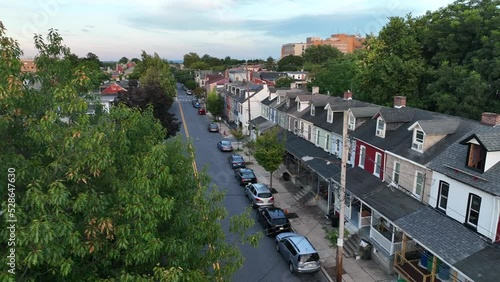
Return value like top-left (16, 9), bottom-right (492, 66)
top-left (178, 97), bottom-right (221, 280)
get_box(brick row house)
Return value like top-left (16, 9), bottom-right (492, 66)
top-left (255, 86), bottom-right (500, 282)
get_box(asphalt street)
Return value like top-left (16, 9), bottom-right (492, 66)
top-left (172, 83), bottom-right (328, 282)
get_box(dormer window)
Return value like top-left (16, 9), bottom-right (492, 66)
top-left (348, 114), bottom-right (355, 130)
top-left (277, 96), bottom-right (281, 104)
top-left (311, 106), bottom-right (315, 116)
top-left (297, 101), bottom-right (301, 111)
top-left (286, 99), bottom-right (290, 108)
top-left (412, 129), bottom-right (424, 151)
top-left (467, 143), bottom-right (486, 171)
top-left (327, 109), bottom-right (333, 123)
top-left (376, 117), bottom-right (385, 138)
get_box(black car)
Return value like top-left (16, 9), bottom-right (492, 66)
top-left (257, 207), bottom-right (292, 236)
top-left (228, 155), bottom-right (246, 169)
top-left (234, 168), bottom-right (257, 186)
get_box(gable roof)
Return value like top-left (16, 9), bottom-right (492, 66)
top-left (350, 106), bottom-right (381, 118)
top-left (408, 119), bottom-right (460, 135)
top-left (101, 83), bottom-right (127, 94)
top-left (375, 107), bottom-right (414, 123)
top-left (205, 74), bottom-right (225, 83)
top-left (459, 128), bottom-right (500, 151)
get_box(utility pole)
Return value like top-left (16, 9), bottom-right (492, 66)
top-left (337, 110), bottom-right (349, 282)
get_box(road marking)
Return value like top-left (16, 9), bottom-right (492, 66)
top-left (178, 100), bottom-right (222, 280)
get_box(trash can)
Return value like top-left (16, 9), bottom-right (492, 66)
top-left (359, 240), bottom-right (372, 260)
top-left (282, 172), bottom-right (290, 181)
top-left (329, 211), bottom-right (339, 227)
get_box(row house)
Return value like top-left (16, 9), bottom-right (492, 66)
top-left (194, 70), bottom-right (218, 88)
top-left (251, 71), bottom-right (288, 86)
top-left (284, 71), bottom-right (309, 88)
top-left (220, 82), bottom-right (268, 135)
top-left (204, 74), bottom-right (226, 94)
top-left (256, 88), bottom-right (500, 281)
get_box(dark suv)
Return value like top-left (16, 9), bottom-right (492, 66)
top-left (234, 168), bottom-right (257, 186)
top-left (257, 207), bottom-right (291, 236)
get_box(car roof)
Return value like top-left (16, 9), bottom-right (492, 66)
top-left (230, 154), bottom-right (243, 158)
top-left (252, 183), bottom-right (269, 191)
top-left (288, 235), bottom-right (316, 254)
top-left (264, 207), bottom-right (286, 219)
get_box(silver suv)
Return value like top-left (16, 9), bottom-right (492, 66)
top-left (244, 183), bottom-right (274, 208)
top-left (275, 232), bottom-right (321, 273)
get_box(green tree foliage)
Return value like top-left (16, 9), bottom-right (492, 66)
top-left (136, 51), bottom-right (177, 99)
top-left (230, 127), bottom-right (246, 150)
top-left (277, 55), bottom-right (304, 71)
top-left (184, 79), bottom-right (196, 90)
top-left (193, 87), bottom-right (205, 99)
top-left (0, 25), bottom-right (258, 281)
top-left (264, 56), bottom-right (275, 70)
top-left (312, 54), bottom-right (359, 96)
top-left (253, 127), bottom-right (285, 189)
top-left (274, 76), bottom-right (295, 88)
top-left (173, 69), bottom-right (194, 85)
top-left (190, 61), bottom-right (210, 70)
top-left (183, 52), bottom-right (201, 69)
top-left (206, 89), bottom-right (224, 118)
top-left (303, 45), bottom-right (343, 65)
top-left (118, 56), bottom-right (128, 64)
top-left (130, 57), bottom-right (140, 63)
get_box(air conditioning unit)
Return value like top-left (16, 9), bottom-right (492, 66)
top-left (376, 129), bottom-right (384, 136)
top-left (412, 143), bottom-right (423, 150)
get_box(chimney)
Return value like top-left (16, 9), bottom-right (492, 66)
top-left (312, 86), bottom-right (319, 94)
top-left (481, 112), bottom-right (500, 127)
top-left (394, 96), bottom-right (406, 108)
top-left (344, 90), bottom-right (352, 100)
top-left (290, 82), bottom-right (296, 89)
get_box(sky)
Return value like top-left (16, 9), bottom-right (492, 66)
top-left (1, 0), bottom-right (456, 61)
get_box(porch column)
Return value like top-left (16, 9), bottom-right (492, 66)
top-left (431, 255), bottom-right (438, 282)
top-left (401, 233), bottom-right (407, 255)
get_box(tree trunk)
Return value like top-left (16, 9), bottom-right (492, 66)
top-left (270, 171), bottom-right (273, 189)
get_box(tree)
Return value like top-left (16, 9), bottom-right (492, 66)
top-left (253, 127), bottom-right (285, 189)
top-left (277, 55), bottom-right (304, 71)
top-left (264, 56), bottom-right (275, 70)
top-left (0, 25), bottom-right (258, 281)
top-left (136, 51), bottom-right (177, 99)
top-left (312, 54), bottom-right (360, 96)
top-left (274, 76), bottom-right (295, 88)
top-left (230, 127), bottom-right (246, 150)
top-left (303, 45), bottom-right (343, 65)
top-left (206, 89), bottom-right (224, 118)
top-left (184, 79), bottom-right (196, 90)
top-left (183, 52), bottom-right (201, 69)
top-left (190, 61), bottom-right (210, 70)
top-left (193, 87), bottom-right (205, 99)
top-left (118, 56), bottom-right (128, 64)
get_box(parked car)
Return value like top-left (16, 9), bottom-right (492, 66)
top-left (217, 140), bottom-right (233, 152)
top-left (257, 207), bottom-right (291, 236)
top-left (198, 108), bottom-right (206, 115)
top-left (275, 232), bottom-right (321, 273)
top-left (228, 154), bottom-right (246, 169)
top-left (208, 123), bottom-right (219, 132)
top-left (245, 183), bottom-right (274, 208)
top-left (192, 99), bottom-right (200, 108)
top-left (186, 90), bottom-right (193, 95)
top-left (234, 168), bottom-right (257, 186)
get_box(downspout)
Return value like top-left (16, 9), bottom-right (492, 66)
top-left (490, 197), bottom-right (500, 242)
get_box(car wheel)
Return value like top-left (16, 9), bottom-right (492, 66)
top-left (289, 262), bottom-right (294, 273)
top-left (275, 243), bottom-right (280, 252)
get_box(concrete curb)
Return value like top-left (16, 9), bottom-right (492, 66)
top-left (321, 266), bottom-right (335, 282)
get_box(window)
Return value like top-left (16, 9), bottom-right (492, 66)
top-left (316, 130), bottom-right (320, 145)
top-left (311, 106), bottom-right (315, 116)
top-left (466, 194), bottom-right (481, 228)
top-left (437, 181), bottom-right (449, 212)
top-left (374, 152), bottom-right (382, 177)
top-left (412, 129), bottom-right (425, 151)
top-left (294, 119), bottom-right (298, 132)
top-left (359, 146), bottom-right (366, 168)
top-left (393, 162), bottom-right (400, 184)
top-left (300, 122), bottom-right (304, 134)
top-left (307, 125), bottom-right (311, 140)
top-left (326, 134), bottom-right (330, 150)
top-left (376, 118), bottom-right (385, 137)
top-left (348, 114), bottom-right (355, 130)
top-left (467, 143), bottom-right (486, 171)
top-left (327, 109), bottom-right (333, 123)
top-left (297, 101), bottom-right (301, 111)
top-left (288, 117), bottom-right (292, 131)
top-left (336, 139), bottom-right (340, 154)
top-left (414, 171), bottom-right (424, 198)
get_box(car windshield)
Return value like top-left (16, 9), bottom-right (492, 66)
top-left (232, 156), bottom-right (243, 162)
top-left (257, 192), bottom-right (272, 198)
top-left (242, 171), bottom-right (255, 177)
top-left (210, 124), bottom-right (218, 128)
top-left (299, 253), bottom-right (320, 262)
top-left (271, 218), bottom-right (288, 225)
top-left (221, 141), bottom-right (231, 146)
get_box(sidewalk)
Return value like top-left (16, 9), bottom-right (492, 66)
top-left (215, 119), bottom-right (397, 282)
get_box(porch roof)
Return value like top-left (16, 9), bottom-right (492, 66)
top-left (283, 131), bottom-right (341, 180)
top-left (453, 244), bottom-right (500, 282)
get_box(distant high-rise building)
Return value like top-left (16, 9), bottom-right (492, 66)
top-left (281, 34), bottom-right (364, 58)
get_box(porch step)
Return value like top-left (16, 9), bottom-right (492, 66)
top-left (292, 186), bottom-right (316, 206)
top-left (344, 233), bottom-right (361, 258)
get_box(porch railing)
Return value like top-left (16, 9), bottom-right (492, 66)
top-left (394, 252), bottom-right (433, 282)
top-left (360, 215), bottom-right (371, 228)
top-left (370, 227), bottom-right (393, 254)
